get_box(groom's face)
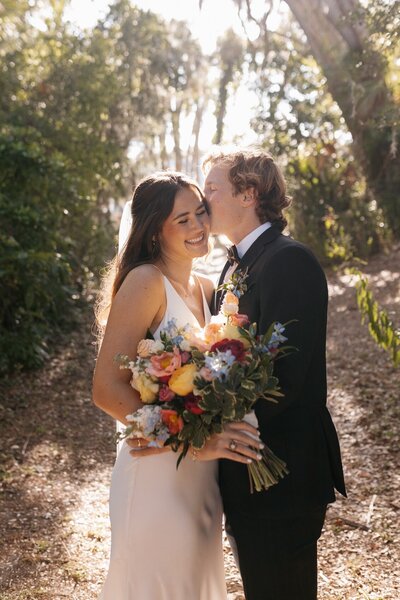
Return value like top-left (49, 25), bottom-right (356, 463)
top-left (203, 164), bottom-right (241, 237)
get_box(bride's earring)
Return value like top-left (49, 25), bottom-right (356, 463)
top-left (151, 236), bottom-right (160, 257)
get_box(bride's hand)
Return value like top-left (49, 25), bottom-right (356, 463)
top-left (126, 437), bottom-right (171, 457)
top-left (192, 421), bottom-right (264, 464)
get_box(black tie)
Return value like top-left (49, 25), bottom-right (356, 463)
top-left (227, 245), bottom-right (240, 266)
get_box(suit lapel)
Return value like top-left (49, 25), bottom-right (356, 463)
top-left (215, 225), bottom-right (282, 314)
top-left (214, 260), bottom-right (231, 315)
top-left (237, 224), bottom-right (281, 273)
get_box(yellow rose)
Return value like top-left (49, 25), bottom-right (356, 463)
top-left (131, 373), bottom-right (159, 403)
top-left (223, 322), bottom-right (251, 348)
top-left (168, 363), bottom-right (198, 396)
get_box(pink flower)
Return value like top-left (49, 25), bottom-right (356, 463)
top-left (181, 351), bottom-right (191, 364)
top-left (229, 313), bottom-right (250, 327)
top-left (159, 385), bottom-right (176, 402)
top-left (199, 366), bottom-right (214, 381)
top-left (146, 347), bottom-right (182, 378)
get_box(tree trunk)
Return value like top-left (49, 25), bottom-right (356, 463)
top-left (171, 106), bottom-right (182, 171)
top-left (190, 101), bottom-right (205, 179)
top-left (214, 68), bottom-right (232, 145)
top-left (284, 0), bottom-right (400, 235)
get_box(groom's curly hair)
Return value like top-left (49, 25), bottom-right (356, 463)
top-left (202, 147), bottom-right (291, 231)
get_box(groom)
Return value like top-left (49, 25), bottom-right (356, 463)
top-left (203, 148), bottom-right (346, 600)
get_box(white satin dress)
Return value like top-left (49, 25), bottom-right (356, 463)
top-left (100, 276), bottom-right (227, 600)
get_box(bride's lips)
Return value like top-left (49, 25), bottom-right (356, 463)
top-left (185, 232), bottom-right (207, 247)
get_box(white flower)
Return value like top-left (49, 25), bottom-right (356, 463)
top-left (222, 302), bottom-right (239, 316)
top-left (180, 339), bottom-right (192, 352)
top-left (221, 291), bottom-right (239, 316)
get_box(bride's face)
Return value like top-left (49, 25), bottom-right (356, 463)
top-left (158, 186), bottom-right (210, 259)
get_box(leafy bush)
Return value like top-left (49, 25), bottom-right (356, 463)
top-left (287, 148), bottom-right (389, 265)
top-left (0, 131), bottom-right (114, 374)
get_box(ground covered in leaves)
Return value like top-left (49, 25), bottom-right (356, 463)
top-left (0, 244), bottom-right (399, 600)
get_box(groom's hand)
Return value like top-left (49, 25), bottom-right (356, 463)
top-left (126, 437), bottom-right (172, 457)
top-left (193, 421), bottom-right (264, 464)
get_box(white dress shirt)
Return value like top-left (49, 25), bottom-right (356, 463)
top-left (236, 221), bottom-right (272, 259)
top-left (224, 222), bottom-right (272, 282)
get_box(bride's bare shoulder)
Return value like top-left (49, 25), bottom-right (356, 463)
top-left (118, 264), bottom-right (164, 298)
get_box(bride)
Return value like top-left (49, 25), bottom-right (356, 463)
top-left (93, 171), bottom-right (261, 599)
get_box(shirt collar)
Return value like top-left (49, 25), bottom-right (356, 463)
top-left (236, 222), bottom-right (272, 259)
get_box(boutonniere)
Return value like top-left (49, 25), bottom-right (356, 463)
top-left (217, 267), bottom-right (249, 300)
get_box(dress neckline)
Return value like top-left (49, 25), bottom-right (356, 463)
top-left (162, 275), bottom-right (208, 329)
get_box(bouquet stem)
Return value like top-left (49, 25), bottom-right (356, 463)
top-left (248, 445), bottom-right (289, 493)
top-left (243, 410), bottom-right (289, 493)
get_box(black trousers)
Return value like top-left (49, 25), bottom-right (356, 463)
top-left (225, 505), bottom-right (327, 600)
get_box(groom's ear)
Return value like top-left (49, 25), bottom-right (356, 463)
top-left (240, 187), bottom-right (257, 207)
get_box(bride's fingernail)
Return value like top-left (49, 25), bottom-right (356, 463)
top-left (256, 453), bottom-right (262, 460)
top-left (246, 458), bottom-right (252, 463)
top-left (259, 443), bottom-right (264, 449)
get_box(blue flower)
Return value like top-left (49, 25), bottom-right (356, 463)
top-left (205, 350), bottom-right (236, 380)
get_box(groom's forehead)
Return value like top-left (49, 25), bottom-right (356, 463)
top-left (204, 164), bottom-right (230, 185)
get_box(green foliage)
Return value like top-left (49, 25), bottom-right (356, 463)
top-left (349, 269), bottom-right (400, 367)
top-left (286, 147), bottom-right (389, 265)
top-left (0, 1), bottom-right (213, 374)
top-left (0, 135), bottom-right (76, 372)
top-left (246, 4), bottom-right (399, 250)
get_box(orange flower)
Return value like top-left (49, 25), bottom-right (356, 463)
top-left (203, 322), bottom-right (225, 346)
top-left (161, 409), bottom-right (184, 434)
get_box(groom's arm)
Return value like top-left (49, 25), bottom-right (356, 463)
top-left (256, 244), bottom-right (328, 419)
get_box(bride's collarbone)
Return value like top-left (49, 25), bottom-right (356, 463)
top-left (171, 282), bottom-right (205, 327)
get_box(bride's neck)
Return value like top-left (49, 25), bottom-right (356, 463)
top-left (155, 256), bottom-right (193, 288)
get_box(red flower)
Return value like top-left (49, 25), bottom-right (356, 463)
top-left (158, 374), bottom-right (171, 384)
top-left (184, 393), bottom-right (204, 415)
top-left (161, 409), bottom-right (184, 435)
top-left (210, 338), bottom-right (247, 362)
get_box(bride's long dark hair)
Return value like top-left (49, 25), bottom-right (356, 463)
top-left (95, 171), bottom-right (205, 335)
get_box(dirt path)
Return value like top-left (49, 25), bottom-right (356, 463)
top-left (1, 245), bottom-right (399, 600)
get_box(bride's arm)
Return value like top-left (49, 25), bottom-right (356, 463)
top-left (92, 266), bottom-right (164, 425)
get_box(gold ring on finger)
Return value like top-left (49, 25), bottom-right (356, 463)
top-left (229, 439), bottom-right (237, 451)
top-left (138, 439), bottom-right (141, 448)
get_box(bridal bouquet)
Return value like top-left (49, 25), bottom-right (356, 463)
top-left (116, 269), bottom-right (291, 492)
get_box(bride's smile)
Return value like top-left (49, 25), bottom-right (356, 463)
top-left (159, 185), bottom-right (210, 259)
top-left (185, 232), bottom-right (205, 245)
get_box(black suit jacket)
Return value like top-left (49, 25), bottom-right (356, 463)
top-left (215, 225), bottom-right (346, 517)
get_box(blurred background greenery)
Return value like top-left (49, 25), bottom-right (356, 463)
top-left (0, 0), bottom-right (399, 373)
